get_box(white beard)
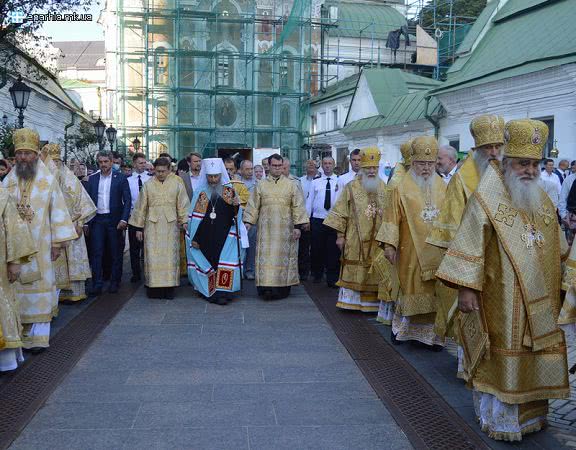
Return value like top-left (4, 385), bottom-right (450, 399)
top-left (359, 171), bottom-right (379, 193)
top-left (410, 169), bottom-right (434, 192)
top-left (473, 150), bottom-right (493, 177)
top-left (503, 166), bottom-right (541, 215)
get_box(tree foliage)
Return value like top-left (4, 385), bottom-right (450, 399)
top-left (419, 0), bottom-right (487, 29)
top-left (0, 0), bottom-right (95, 80)
top-left (0, 122), bottom-right (15, 158)
top-left (65, 119), bottom-right (99, 165)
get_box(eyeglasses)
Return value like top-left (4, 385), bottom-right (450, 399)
top-left (413, 161), bottom-right (435, 167)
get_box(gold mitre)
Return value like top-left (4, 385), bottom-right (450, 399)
top-left (400, 138), bottom-right (414, 164)
top-left (410, 136), bottom-right (438, 162)
top-left (360, 147), bottom-right (381, 168)
top-left (503, 119), bottom-right (549, 160)
top-left (41, 143), bottom-right (62, 161)
top-left (13, 128), bottom-right (40, 153)
top-left (470, 114), bottom-right (505, 149)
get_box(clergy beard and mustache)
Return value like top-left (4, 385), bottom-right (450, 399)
top-left (409, 169), bottom-right (434, 192)
top-left (15, 159), bottom-right (38, 180)
top-left (358, 170), bottom-right (379, 193)
top-left (207, 183), bottom-right (224, 198)
top-left (473, 149), bottom-right (501, 176)
top-left (502, 160), bottom-right (542, 215)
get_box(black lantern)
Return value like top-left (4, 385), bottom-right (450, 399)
top-left (2, 114), bottom-right (7, 126)
top-left (93, 118), bottom-right (106, 150)
top-left (106, 124), bottom-right (117, 151)
top-left (133, 137), bottom-right (141, 151)
top-left (8, 77), bottom-right (31, 128)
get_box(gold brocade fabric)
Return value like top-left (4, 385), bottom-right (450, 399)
top-left (231, 180), bottom-right (250, 207)
top-left (436, 163), bottom-right (569, 404)
top-left (243, 175), bottom-right (309, 287)
top-left (560, 241), bottom-right (576, 325)
top-left (0, 190), bottom-right (36, 349)
top-left (387, 163), bottom-right (408, 188)
top-left (375, 173), bottom-right (446, 317)
top-left (129, 174), bottom-right (190, 288)
top-left (3, 160), bottom-right (77, 326)
top-left (45, 162), bottom-right (96, 292)
top-left (323, 179), bottom-right (391, 294)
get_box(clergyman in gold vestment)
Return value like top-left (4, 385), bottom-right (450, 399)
top-left (324, 147), bottom-right (390, 312)
top-left (243, 154), bottom-right (309, 300)
top-left (129, 158), bottom-right (190, 299)
top-left (376, 136), bottom-right (446, 347)
top-left (41, 144), bottom-right (96, 303)
top-left (387, 138), bottom-right (413, 188)
top-left (436, 120), bottom-right (570, 442)
top-left (3, 128), bottom-right (77, 350)
top-left (0, 189), bottom-right (36, 371)
top-left (426, 115), bottom-right (505, 340)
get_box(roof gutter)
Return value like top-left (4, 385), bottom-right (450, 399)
top-left (424, 95), bottom-right (440, 139)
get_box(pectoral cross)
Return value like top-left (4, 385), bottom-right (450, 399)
top-left (421, 205), bottom-right (439, 223)
top-left (521, 223), bottom-right (545, 249)
top-left (16, 204), bottom-right (35, 223)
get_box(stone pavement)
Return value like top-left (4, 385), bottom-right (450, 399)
top-left (9, 283), bottom-right (412, 450)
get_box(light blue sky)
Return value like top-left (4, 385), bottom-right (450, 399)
top-left (41, 3), bottom-right (104, 42)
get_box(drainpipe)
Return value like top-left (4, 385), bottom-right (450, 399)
top-left (0, 68), bottom-right (7, 90)
top-left (424, 95), bottom-right (440, 139)
top-left (64, 112), bottom-right (76, 164)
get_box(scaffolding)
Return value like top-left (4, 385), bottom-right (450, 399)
top-left (113, 0), bottom-right (319, 164)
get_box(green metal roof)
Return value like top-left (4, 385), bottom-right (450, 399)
top-left (363, 68), bottom-right (441, 116)
top-left (309, 73), bottom-right (360, 105)
top-left (326, 2), bottom-right (407, 39)
top-left (60, 79), bottom-right (96, 89)
top-left (492, 0), bottom-right (558, 23)
top-left (433, 0), bottom-right (576, 95)
top-left (342, 90), bottom-right (442, 133)
top-left (455, 0), bottom-right (499, 56)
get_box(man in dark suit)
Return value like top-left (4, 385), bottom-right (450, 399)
top-left (84, 151), bottom-right (131, 295)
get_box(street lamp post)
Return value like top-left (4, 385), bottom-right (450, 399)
top-left (93, 118), bottom-right (106, 151)
top-left (8, 77), bottom-right (31, 129)
top-left (105, 124), bottom-right (117, 152)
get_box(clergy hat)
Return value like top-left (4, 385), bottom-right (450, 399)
top-left (410, 136), bottom-right (438, 162)
top-left (502, 119), bottom-right (549, 160)
top-left (203, 158), bottom-right (224, 175)
top-left (13, 128), bottom-right (40, 153)
top-left (41, 143), bottom-right (61, 161)
top-left (360, 147), bottom-right (381, 168)
top-left (470, 114), bottom-right (505, 149)
top-left (400, 138), bottom-right (414, 165)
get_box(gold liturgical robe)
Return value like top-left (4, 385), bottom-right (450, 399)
top-left (3, 161), bottom-right (76, 348)
top-left (560, 241), bottom-right (576, 326)
top-left (436, 162), bottom-right (569, 405)
top-left (324, 178), bottom-right (390, 311)
top-left (244, 175), bottom-right (308, 287)
top-left (48, 162), bottom-right (96, 301)
top-left (376, 173), bottom-right (446, 318)
top-left (129, 174), bottom-right (190, 288)
top-left (0, 190), bottom-right (36, 351)
top-left (426, 154), bottom-right (480, 338)
top-left (387, 163), bottom-right (408, 188)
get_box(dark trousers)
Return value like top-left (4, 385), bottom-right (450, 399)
top-left (90, 214), bottom-right (123, 289)
top-left (298, 229), bottom-right (311, 278)
top-left (310, 217), bottom-right (341, 285)
top-left (128, 225), bottom-right (143, 279)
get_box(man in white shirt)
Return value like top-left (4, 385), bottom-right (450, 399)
top-left (336, 149), bottom-right (361, 194)
top-left (541, 158), bottom-right (562, 201)
top-left (299, 159), bottom-right (318, 201)
top-left (306, 156), bottom-right (340, 288)
top-left (559, 171), bottom-right (576, 221)
top-left (437, 145), bottom-right (458, 184)
top-left (180, 152), bottom-right (202, 200)
top-left (298, 159), bottom-right (318, 281)
top-left (239, 159), bottom-right (256, 192)
top-left (127, 152), bottom-right (151, 282)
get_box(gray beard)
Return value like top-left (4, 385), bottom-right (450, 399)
top-left (503, 167), bottom-right (541, 215)
top-left (473, 149), bottom-right (501, 177)
top-left (15, 159), bottom-right (38, 181)
top-left (410, 169), bottom-right (434, 192)
top-left (208, 184), bottom-right (223, 198)
top-left (359, 172), bottom-right (379, 194)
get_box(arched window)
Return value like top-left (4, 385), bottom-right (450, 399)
top-left (280, 104), bottom-right (290, 127)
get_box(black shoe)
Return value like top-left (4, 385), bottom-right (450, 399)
top-left (210, 296), bottom-right (227, 305)
top-left (130, 275), bottom-right (141, 283)
top-left (300, 274), bottom-right (309, 281)
top-left (391, 331), bottom-right (403, 345)
top-left (28, 347), bottom-right (46, 355)
top-left (327, 283), bottom-right (338, 289)
top-left (88, 287), bottom-right (102, 296)
top-left (108, 284), bottom-right (119, 294)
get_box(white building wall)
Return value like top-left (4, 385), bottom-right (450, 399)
top-left (437, 64), bottom-right (576, 160)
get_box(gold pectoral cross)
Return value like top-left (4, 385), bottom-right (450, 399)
top-left (521, 223), bottom-right (545, 249)
top-left (421, 205), bottom-right (439, 223)
top-left (16, 203), bottom-right (35, 223)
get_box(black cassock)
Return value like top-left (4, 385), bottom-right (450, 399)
top-left (193, 192), bottom-right (236, 270)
